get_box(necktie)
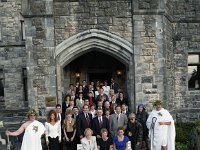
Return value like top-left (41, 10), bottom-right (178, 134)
top-left (117, 114), bottom-right (119, 121)
top-left (89, 97), bottom-right (93, 105)
top-left (99, 118), bottom-right (102, 128)
top-left (57, 114), bottom-right (60, 120)
top-left (86, 114), bottom-right (90, 126)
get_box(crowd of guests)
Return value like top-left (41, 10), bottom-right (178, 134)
top-left (6, 79), bottom-right (177, 150)
top-left (45, 79), bottom-right (149, 150)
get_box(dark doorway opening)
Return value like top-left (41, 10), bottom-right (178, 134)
top-left (89, 73), bottom-right (112, 86)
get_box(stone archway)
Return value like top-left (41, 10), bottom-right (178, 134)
top-left (55, 29), bottom-right (135, 110)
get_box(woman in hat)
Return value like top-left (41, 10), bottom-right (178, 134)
top-left (6, 109), bottom-right (46, 150)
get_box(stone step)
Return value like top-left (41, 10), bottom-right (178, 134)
top-left (0, 109), bottom-right (29, 118)
top-left (0, 102), bottom-right (5, 109)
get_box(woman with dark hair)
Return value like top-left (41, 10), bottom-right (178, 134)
top-left (116, 92), bottom-right (128, 106)
top-left (136, 104), bottom-right (149, 150)
top-left (104, 108), bottom-right (112, 122)
top-left (76, 84), bottom-right (83, 97)
top-left (113, 126), bottom-right (129, 150)
top-left (45, 110), bottom-right (61, 150)
top-left (63, 111), bottom-right (76, 150)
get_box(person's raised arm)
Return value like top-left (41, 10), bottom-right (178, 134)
top-left (6, 122), bottom-right (26, 136)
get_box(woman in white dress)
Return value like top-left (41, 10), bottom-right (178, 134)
top-left (81, 128), bottom-right (97, 150)
top-left (45, 110), bottom-right (61, 150)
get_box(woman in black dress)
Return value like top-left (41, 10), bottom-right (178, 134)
top-left (63, 111), bottom-right (76, 150)
top-left (136, 104), bottom-right (149, 150)
top-left (97, 128), bottom-right (113, 150)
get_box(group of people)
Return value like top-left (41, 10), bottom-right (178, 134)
top-left (5, 79), bottom-right (176, 150)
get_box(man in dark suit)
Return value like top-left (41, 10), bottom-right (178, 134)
top-left (110, 78), bottom-right (119, 94)
top-left (55, 104), bottom-right (63, 150)
top-left (92, 108), bottom-right (110, 139)
top-left (121, 103), bottom-right (130, 117)
top-left (72, 106), bottom-right (79, 120)
top-left (76, 105), bottom-right (92, 140)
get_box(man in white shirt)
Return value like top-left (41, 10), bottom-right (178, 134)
top-left (102, 80), bottom-right (110, 96)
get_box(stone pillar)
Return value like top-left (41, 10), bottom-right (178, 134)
top-left (23, 0), bottom-right (56, 112)
top-left (132, 0), bottom-right (167, 111)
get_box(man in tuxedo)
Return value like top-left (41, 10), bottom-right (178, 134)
top-left (76, 105), bottom-right (92, 140)
top-left (55, 104), bottom-right (63, 150)
top-left (55, 104), bottom-right (62, 121)
top-left (110, 78), bottom-right (119, 94)
top-left (121, 103), bottom-right (130, 117)
top-left (92, 108), bottom-right (110, 139)
top-left (72, 106), bottom-right (79, 120)
top-left (109, 105), bottom-right (128, 137)
top-left (82, 80), bottom-right (89, 98)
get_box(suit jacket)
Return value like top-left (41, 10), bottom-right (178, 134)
top-left (76, 112), bottom-right (93, 137)
top-left (110, 83), bottom-right (119, 93)
top-left (81, 136), bottom-right (98, 150)
top-left (95, 94), bottom-right (109, 103)
top-left (109, 113), bottom-right (128, 136)
top-left (92, 116), bottom-right (110, 136)
top-left (116, 98), bottom-right (128, 106)
top-left (62, 101), bottom-right (69, 116)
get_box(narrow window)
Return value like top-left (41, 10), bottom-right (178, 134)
top-left (21, 20), bottom-right (26, 41)
top-left (22, 68), bottom-right (28, 101)
top-left (0, 69), bottom-right (4, 97)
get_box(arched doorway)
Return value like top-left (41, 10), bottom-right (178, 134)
top-left (55, 29), bottom-right (135, 110)
top-left (63, 50), bottom-right (127, 93)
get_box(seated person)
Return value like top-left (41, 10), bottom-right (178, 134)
top-left (81, 128), bottom-right (97, 150)
top-left (113, 126), bottom-right (129, 150)
top-left (97, 128), bottom-right (113, 150)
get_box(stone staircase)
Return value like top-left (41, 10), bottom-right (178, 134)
top-left (0, 107), bottom-right (29, 150)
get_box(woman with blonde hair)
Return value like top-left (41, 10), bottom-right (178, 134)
top-left (81, 128), bottom-right (97, 150)
top-left (63, 110), bottom-right (76, 150)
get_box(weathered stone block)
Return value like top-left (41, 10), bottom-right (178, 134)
top-left (141, 76), bottom-right (153, 83)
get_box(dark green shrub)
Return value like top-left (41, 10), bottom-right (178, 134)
top-left (175, 122), bottom-right (195, 144)
top-left (195, 119), bottom-right (200, 135)
top-left (175, 142), bottom-right (188, 150)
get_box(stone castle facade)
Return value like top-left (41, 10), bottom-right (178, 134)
top-left (0, 0), bottom-right (200, 121)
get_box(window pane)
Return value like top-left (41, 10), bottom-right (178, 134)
top-left (188, 54), bottom-right (199, 64)
top-left (188, 66), bottom-right (200, 89)
top-left (188, 66), bottom-right (197, 75)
